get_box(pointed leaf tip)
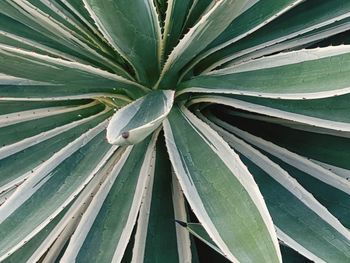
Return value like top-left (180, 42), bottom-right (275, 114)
top-left (106, 90), bottom-right (174, 145)
top-left (175, 220), bottom-right (188, 228)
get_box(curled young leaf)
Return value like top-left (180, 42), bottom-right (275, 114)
top-left (107, 90), bottom-right (174, 145)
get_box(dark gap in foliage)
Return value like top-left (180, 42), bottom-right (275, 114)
top-left (308, 30), bottom-right (350, 48)
top-left (121, 220), bottom-right (138, 263)
top-left (280, 245), bottom-right (312, 263)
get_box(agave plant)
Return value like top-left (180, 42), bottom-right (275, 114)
top-left (1, 0), bottom-right (350, 262)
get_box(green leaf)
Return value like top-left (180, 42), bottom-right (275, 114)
top-left (180, 46), bottom-right (350, 99)
top-left (107, 90), bottom-right (174, 145)
top-left (60, 134), bottom-right (157, 262)
top-left (221, 16), bottom-right (350, 69)
top-left (0, 45), bottom-right (147, 100)
top-left (0, 109), bottom-right (111, 193)
top-left (0, 129), bottom-right (115, 260)
top-left (206, 109), bottom-right (350, 245)
top-left (0, 99), bottom-right (91, 115)
top-left (208, 0), bottom-right (303, 53)
top-left (21, 148), bottom-right (125, 262)
top-left (158, 0), bottom-right (256, 88)
top-left (162, 0), bottom-right (192, 60)
top-left (227, 93), bottom-right (350, 124)
top-left (188, 92), bottom-right (350, 134)
top-left (218, 113), bottom-right (350, 171)
top-left (2, 205), bottom-right (69, 263)
top-left (172, 174), bottom-right (199, 262)
top-left (270, 155), bottom-right (350, 230)
top-left (163, 105), bottom-right (281, 263)
top-left (197, 0), bottom-right (350, 72)
top-left (242, 156), bottom-right (350, 262)
top-left (56, 0), bottom-right (102, 35)
top-left (177, 222), bottom-right (224, 257)
top-left (205, 112), bottom-right (350, 197)
top-left (18, 0), bottom-right (96, 45)
top-left (183, 0), bottom-right (212, 30)
top-left (187, 0), bottom-right (303, 75)
top-left (0, 102), bottom-right (103, 147)
top-left (131, 135), bottom-right (181, 262)
top-left (0, 2), bottom-right (126, 75)
top-left (203, 117), bottom-right (350, 262)
top-left (84, 0), bottom-right (161, 86)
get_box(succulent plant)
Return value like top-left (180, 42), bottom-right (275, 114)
top-left (1, 0), bottom-right (350, 262)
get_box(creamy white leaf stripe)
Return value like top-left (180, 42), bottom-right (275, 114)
top-left (0, 188), bottom-right (15, 206)
top-left (0, 30), bottom-right (89, 64)
top-left (185, 223), bottom-right (224, 256)
top-left (158, 0), bottom-right (256, 87)
top-left (0, 93), bottom-right (131, 101)
top-left (0, 74), bottom-right (49, 85)
top-left (210, 45), bottom-right (350, 75)
top-left (0, 101), bottom-right (99, 128)
top-left (163, 118), bottom-right (237, 262)
top-left (201, 0), bottom-right (303, 59)
top-left (59, 0), bottom-right (107, 40)
top-left (111, 132), bottom-right (158, 262)
top-left (218, 110), bottom-right (350, 139)
top-left (37, 0), bottom-right (106, 50)
top-left (311, 160), bottom-right (350, 180)
top-left (181, 86), bottom-right (350, 100)
top-left (0, 108), bottom-right (110, 196)
top-left (82, 0), bottom-right (162, 82)
top-left (81, 0), bottom-right (132, 66)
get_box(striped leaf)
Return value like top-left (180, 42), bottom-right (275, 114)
top-left (0, 127), bottom-right (115, 260)
top-left (84, 0), bottom-right (161, 86)
top-left (162, 0), bottom-right (192, 59)
top-left (60, 133), bottom-right (157, 262)
top-left (107, 90), bottom-right (174, 145)
top-left (197, 0), bottom-right (350, 72)
top-left (158, 0), bottom-right (255, 88)
top-left (203, 116), bottom-right (350, 262)
top-left (131, 135), bottom-right (193, 262)
top-left (0, 46), bottom-right (147, 100)
top-left (180, 46), bottom-right (350, 99)
top-left (163, 105), bottom-right (281, 263)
